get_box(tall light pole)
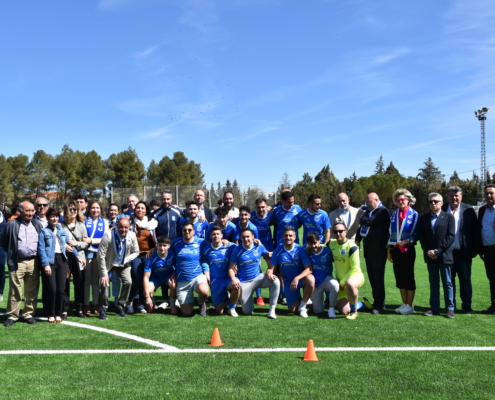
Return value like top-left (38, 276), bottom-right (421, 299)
top-left (475, 107), bottom-right (489, 201)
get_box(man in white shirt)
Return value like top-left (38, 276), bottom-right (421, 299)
top-left (478, 184), bottom-right (495, 314)
top-left (329, 193), bottom-right (362, 241)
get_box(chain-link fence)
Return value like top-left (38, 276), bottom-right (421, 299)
top-left (111, 184), bottom-right (279, 210)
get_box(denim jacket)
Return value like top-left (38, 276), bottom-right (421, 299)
top-left (38, 224), bottom-right (73, 266)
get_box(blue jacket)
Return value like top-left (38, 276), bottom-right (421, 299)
top-left (154, 207), bottom-right (181, 240)
top-left (38, 224), bottom-right (71, 266)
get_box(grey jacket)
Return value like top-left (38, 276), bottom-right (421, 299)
top-left (1, 217), bottom-right (43, 272)
top-left (97, 230), bottom-right (139, 277)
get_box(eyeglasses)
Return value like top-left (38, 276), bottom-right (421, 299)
top-left (333, 230), bottom-right (345, 234)
top-left (37, 204), bottom-right (48, 207)
top-left (313, 203), bottom-right (322, 206)
top-left (396, 198), bottom-right (407, 203)
top-left (182, 229), bottom-right (193, 233)
top-left (429, 200), bottom-right (441, 204)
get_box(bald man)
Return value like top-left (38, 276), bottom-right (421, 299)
top-left (329, 193), bottom-right (363, 241)
top-left (1, 201), bottom-right (44, 326)
top-left (355, 193), bottom-right (390, 314)
top-left (183, 190), bottom-right (213, 223)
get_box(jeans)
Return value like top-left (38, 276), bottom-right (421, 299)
top-left (452, 250), bottom-right (473, 309)
top-left (427, 263), bottom-right (454, 311)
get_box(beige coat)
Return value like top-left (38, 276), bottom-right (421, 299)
top-left (329, 206), bottom-right (363, 240)
top-left (97, 230), bottom-right (139, 277)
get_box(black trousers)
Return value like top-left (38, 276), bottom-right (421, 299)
top-left (63, 253), bottom-right (85, 313)
top-left (364, 251), bottom-right (387, 309)
top-left (42, 253), bottom-right (68, 317)
top-left (483, 246), bottom-right (495, 305)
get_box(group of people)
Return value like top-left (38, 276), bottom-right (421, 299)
top-left (1, 184), bottom-right (495, 326)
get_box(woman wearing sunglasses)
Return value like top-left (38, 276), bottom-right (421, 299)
top-left (387, 189), bottom-right (420, 315)
top-left (60, 201), bottom-right (88, 318)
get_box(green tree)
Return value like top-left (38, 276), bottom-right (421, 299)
top-left (0, 155), bottom-right (13, 212)
top-left (27, 150), bottom-right (56, 199)
top-left (449, 170), bottom-right (460, 186)
top-left (146, 151), bottom-right (204, 187)
top-left (79, 150), bottom-right (107, 196)
top-left (375, 155), bottom-right (385, 174)
top-left (53, 145), bottom-right (83, 201)
top-left (417, 157), bottom-right (444, 191)
top-left (106, 147), bottom-right (146, 188)
top-left (7, 154), bottom-right (30, 204)
top-left (277, 173), bottom-right (291, 193)
top-left (384, 162), bottom-right (400, 175)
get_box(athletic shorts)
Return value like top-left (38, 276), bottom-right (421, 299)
top-left (337, 273), bottom-right (365, 301)
top-left (149, 271), bottom-right (174, 289)
top-left (284, 279), bottom-right (304, 307)
top-left (177, 274), bottom-right (208, 305)
top-left (211, 277), bottom-right (238, 307)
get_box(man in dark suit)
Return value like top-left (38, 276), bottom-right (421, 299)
top-left (441, 186), bottom-right (478, 313)
top-left (419, 193), bottom-right (456, 318)
top-left (355, 192), bottom-right (390, 314)
top-left (182, 189), bottom-right (213, 223)
top-left (477, 184), bottom-right (495, 314)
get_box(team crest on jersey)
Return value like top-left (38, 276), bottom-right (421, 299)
top-left (192, 243), bottom-right (198, 248)
top-left (253, 250), bottom-right (259, 257)
top-left (172, 216), bottom-right (176, 221)
top-left (321, 254), bottom-right (328, 262)
top-left (341, 249), bottom-right (346, 255)
top-left (314, 214), bottom-right (322, 222)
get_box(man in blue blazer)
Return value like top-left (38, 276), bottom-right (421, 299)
top-left (419, 193), bottom-right (456, 318)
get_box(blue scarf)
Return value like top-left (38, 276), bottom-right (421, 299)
top-left (112, 229), bottom-right (127, 266)
top-left (388, 207), bottom-right (418, 245)
top-left (359, 201), bottom-right (383, 237)
top-left (85, 216), bottom-right (105, 253)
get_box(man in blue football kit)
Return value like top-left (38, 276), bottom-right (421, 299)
top-left (179, 201), bottom-right (209, 239)
top-left (205, 207), bottom-right (239, 244)
top-left (269, 226), bottom-right (315, 318)
top-left (143, 236), bottom-right (178, 314)
top-left (250, 198), bottom-right (276, 252)
top-left (306, 232), bottom-right (340, 318)
top-left (272, 191), bottom-right (302, 245)
top-left (229, 228), bottom-right (280, 319)
top-left (298, 194), bottom-right (331, 245)
top-left (171, 221), bottom-right (209, 317)
top-left (201, 226), bottom-right (239, 316)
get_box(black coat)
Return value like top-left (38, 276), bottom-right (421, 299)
top-left (441, 202), bottom-right (478, 256)
top-left (418, 210), bottom-right (455, 265)
top-left (356, 206), bottom-right (390, 257)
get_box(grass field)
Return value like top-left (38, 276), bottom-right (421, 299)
top-left (1, 247), bottom-right (495, 399)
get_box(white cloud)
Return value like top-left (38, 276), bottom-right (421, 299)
top-left (370, 48), bottom-right (411, 65)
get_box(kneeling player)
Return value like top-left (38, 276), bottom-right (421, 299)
top-left (143, 236), bottom-right (178, 314)
top-left (306, 233), bottom-right (339, 318)
top-left (229, 228), bottom-right (280, 319)
top-left (201, 226), bottom-right (239, 316)
top-left (269, 226), bottom-right (315, 318)
top-left (329, 223), bottom-right (371, 320)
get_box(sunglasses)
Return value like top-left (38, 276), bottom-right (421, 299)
top-left (69, 208), bottom-right (77, 212)
top-left (37, 204), bottom-right (48, 207)
top-left (313, 203), bottom-right (322, 206)
top-left (396, 198), bottom-right (407, 203)
top-left (333, 230), bottom-right (345, 234)
top-left (182, 229), bottom-right (193, 233)
top-left (429, 200), bottom-right (441, 204)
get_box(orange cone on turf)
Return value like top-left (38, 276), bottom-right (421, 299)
top-left (209, 327), bottom-right (224, 346)
top-left (303, 340), bottom-right (318, 361)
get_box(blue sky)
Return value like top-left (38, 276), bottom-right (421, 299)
top-left (1, 0), bottom-right (493, 188)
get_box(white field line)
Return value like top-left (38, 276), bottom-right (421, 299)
top-left (2, 347), bottom-right (495, 355)
top-left (60, 320), bottom-right (180, 351)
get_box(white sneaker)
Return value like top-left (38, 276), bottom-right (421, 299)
top-left (157, 301), bottom-right (169, 310)
top-left (0, 294), bottom-right (3, 302)
top-left (399, 304), bottom-right (414, 315)
top-left (328, 308), bottom-right (336, 319)
top-left (299, 308), bottom-right (308, 318)
top-left (395, 304), bottom-right (406, 313)
top-left (227, 308), bottom-right (238, 317)
top-left (267, 306), bottom-right (277, 319)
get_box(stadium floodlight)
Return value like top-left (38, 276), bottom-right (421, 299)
top-left (475, 107), bottom-right (489, 202)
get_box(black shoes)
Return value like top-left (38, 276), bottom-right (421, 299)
top-left (482, 305), bottom-right (495, 314)
top-left (98, 308), bottom-right (108, 320)
top-left (25, 317), bottom-right (37, 325)
top-left (462, 307), bottom-right (475, 314)
top-left (4, 319), bottom-right (15, 327)
top-left (423, 309), bottom-right (441, 317)
top-left (116, 307), bottom-right (128, 318)
top-left (371, 308), bottom-right (385, 315)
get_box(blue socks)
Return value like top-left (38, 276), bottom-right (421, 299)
top-left (350, 303), bottom-right (357, 312)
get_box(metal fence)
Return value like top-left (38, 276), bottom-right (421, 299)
top-left (111, 185), bottom-right (279, 209)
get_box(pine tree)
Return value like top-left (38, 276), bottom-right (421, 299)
top-left (375, 155), bottom-right (385, 174)
top-left (384, 161), bottom-right (399, 175)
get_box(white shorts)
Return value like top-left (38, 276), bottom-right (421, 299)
top-left (176, 274), bottom-right (208, 305)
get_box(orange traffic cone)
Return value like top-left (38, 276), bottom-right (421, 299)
top-left (209, 327), bottom-right (224, 346)
top-left (303, 339), bottom-right (318, 361)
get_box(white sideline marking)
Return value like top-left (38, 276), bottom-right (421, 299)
top-left (60, 320), bottom-right (180, 351)
top-left (2, 346), bottom-right (495, 355)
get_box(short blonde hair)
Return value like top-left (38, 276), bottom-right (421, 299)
top-left (393, 189), bottom-right (416, 206)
